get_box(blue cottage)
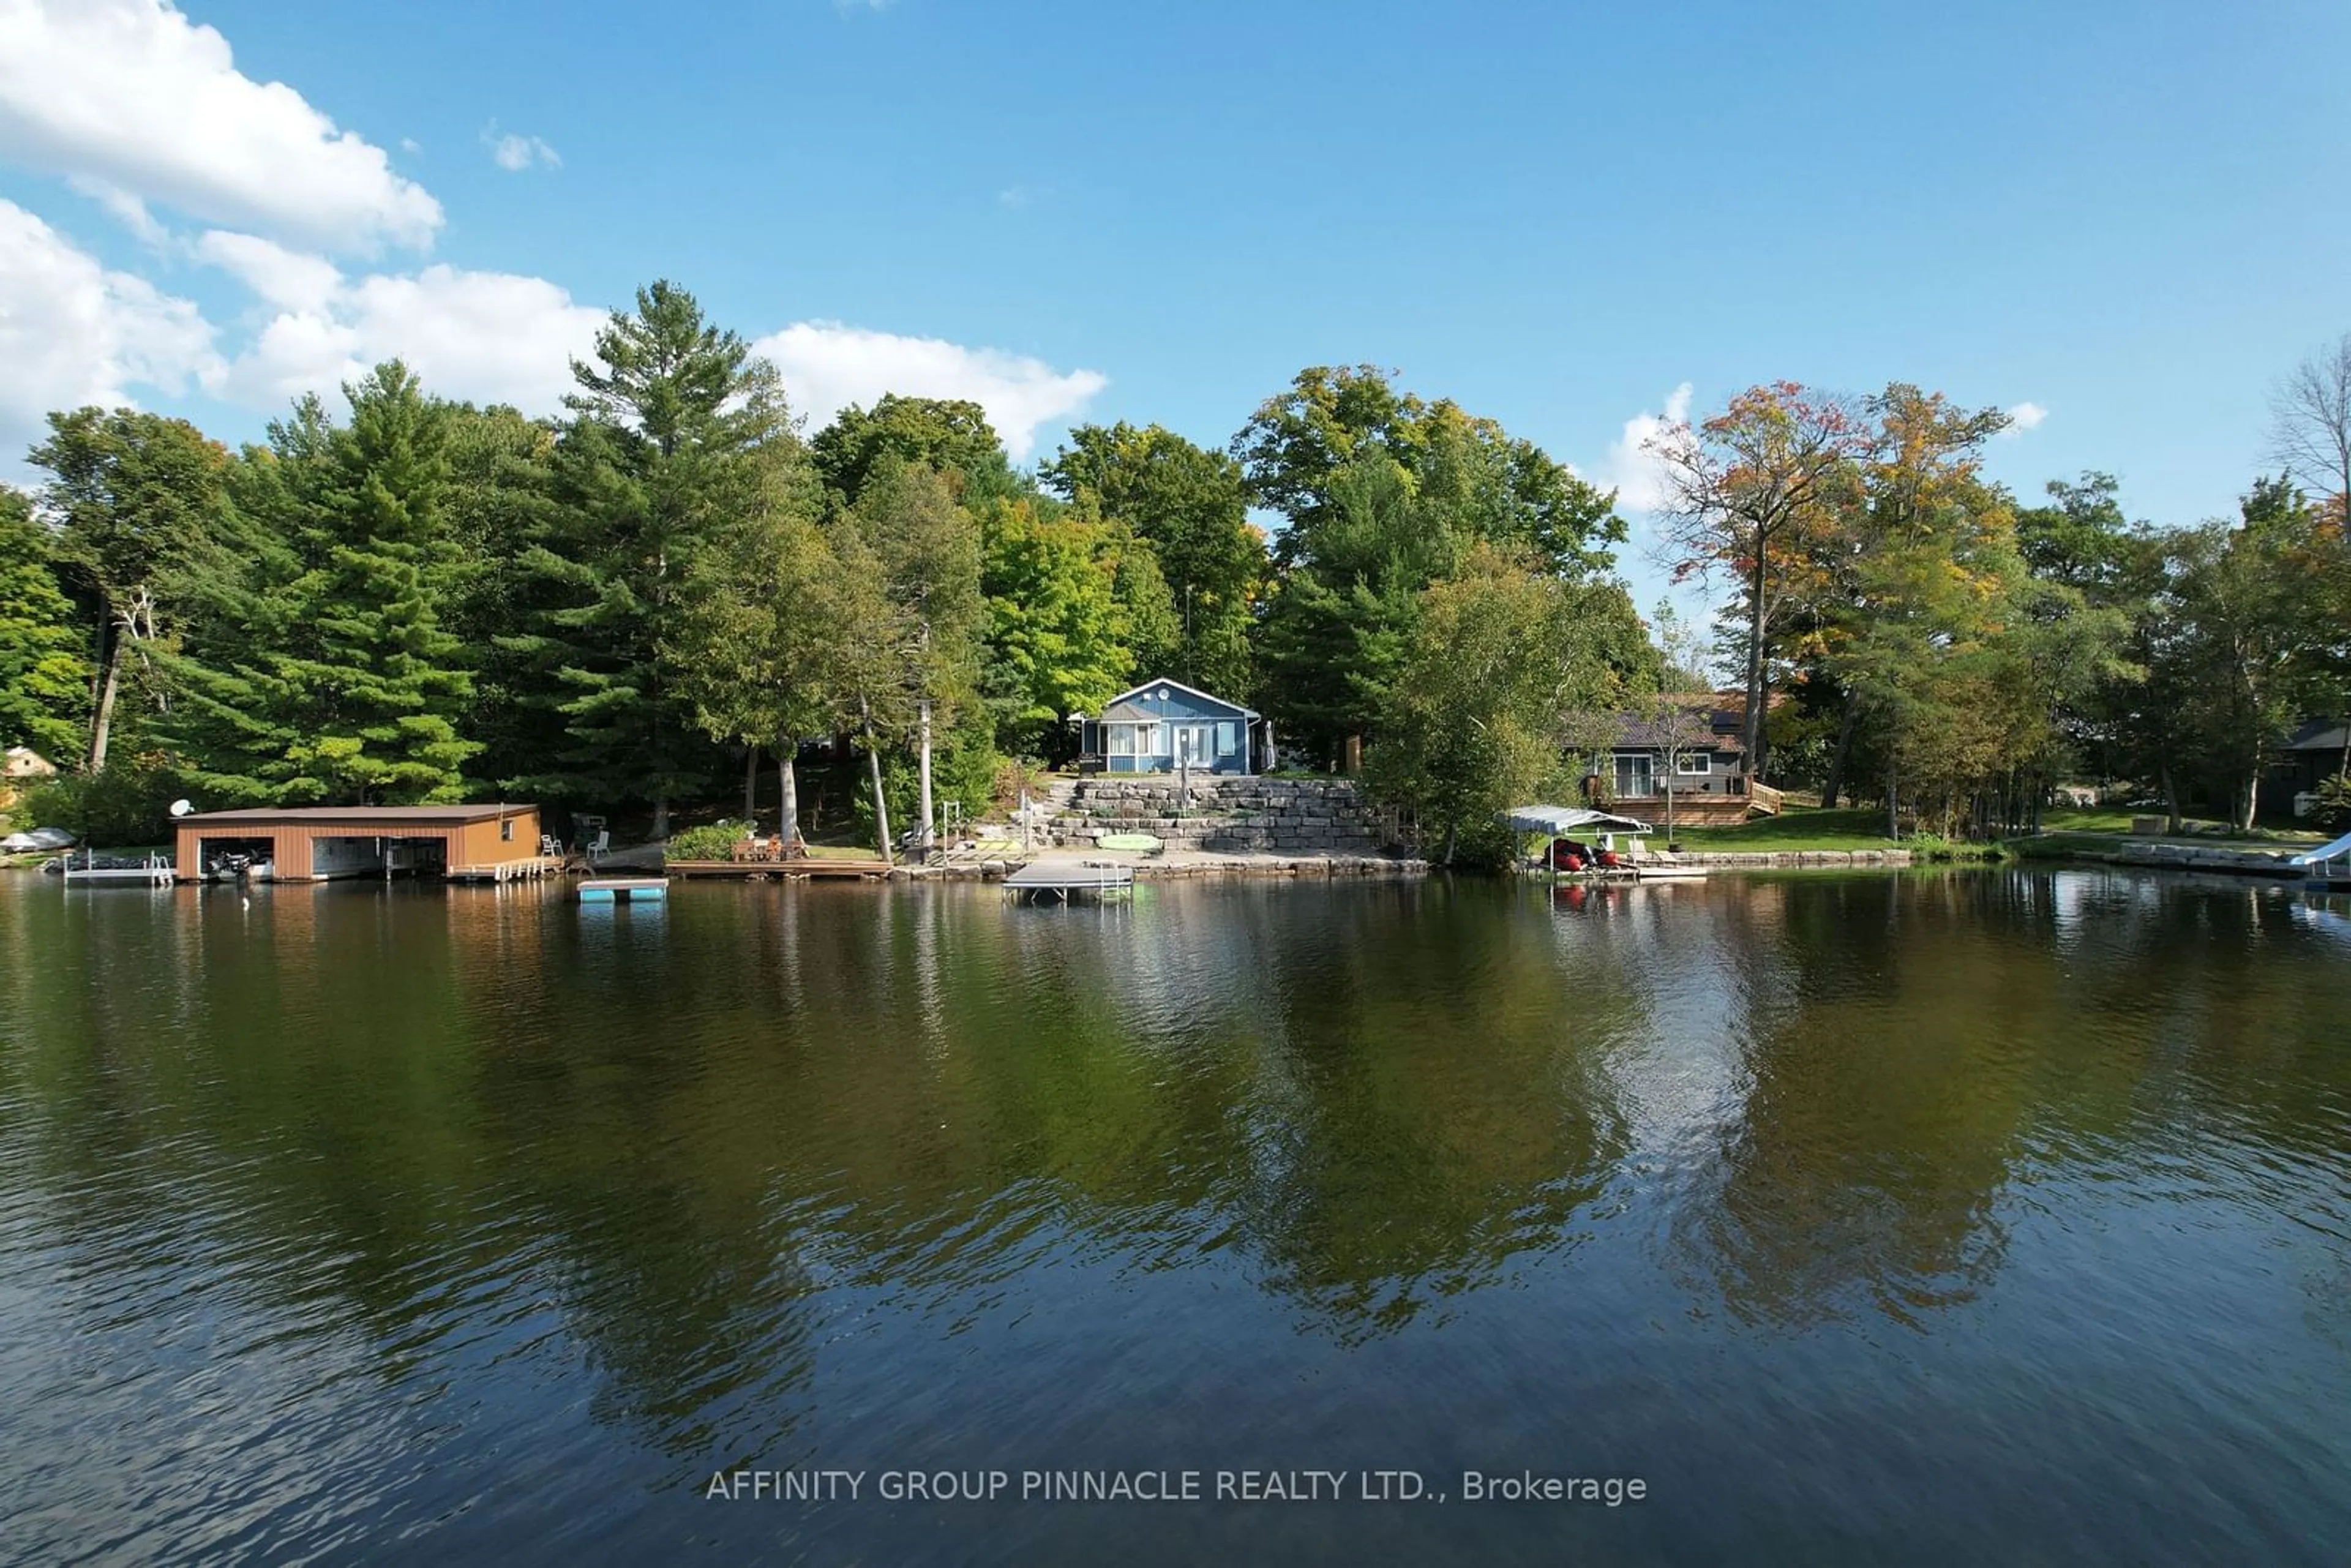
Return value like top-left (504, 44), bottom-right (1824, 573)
top-left (1076, 678), bottom-right (1262, 776)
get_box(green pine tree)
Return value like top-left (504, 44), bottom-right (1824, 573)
top-left (0, 486), bottom-right (91, 762)
top-left (167, 366), bottom-right (479, 805)
top-left (498, 280), bottom-right (789, 835)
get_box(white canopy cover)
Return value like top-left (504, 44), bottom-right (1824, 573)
top-left (1501, 805), bottom-right (1655, 835)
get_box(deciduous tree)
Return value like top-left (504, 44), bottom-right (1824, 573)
top-left (1647, 383), bottom-right (1873, 781)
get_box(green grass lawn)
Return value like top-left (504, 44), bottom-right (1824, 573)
top-left (1651, 803), bottom-right (2326, 856)
top-left (800, 841), bottom-right (885, 860)
top-left (1655, 808), bottom-right (1906, 852)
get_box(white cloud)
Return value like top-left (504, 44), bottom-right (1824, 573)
top-left (752, 321), bottom-right (1106, 459)
top-left (197, 243), bottom-right (604, 414)
top-left (485, 126), bottom-right (560, 173)
top-left (0, 0), bottom-right (441, 253)
top-left (399, 137), bottom-right (421, 155)
top-left (1597, 381), bottom-right (1693, 512)
top-left (195, 229), bottom-right (342, 313)
top-left (0, 198), bottom-right (220, 459)
top-left (997, 185), bottom-right (1039, 209)
top-left (2003, 400), bottom-right (2047, 435)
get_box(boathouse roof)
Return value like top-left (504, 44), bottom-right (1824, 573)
top-left (180, 803), bottom-right (535, 825)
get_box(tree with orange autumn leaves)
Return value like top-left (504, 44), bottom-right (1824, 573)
top-left (1644, 383), bottom-right (1872, 782)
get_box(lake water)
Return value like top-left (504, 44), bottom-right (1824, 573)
top-left (1, 869), bottom-right (2347, 1564)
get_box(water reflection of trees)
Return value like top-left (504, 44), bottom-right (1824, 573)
top-left (5, 869), bottom-right (2348, 1465)
top-left (1673, 871), bottom-right (2351, 1330)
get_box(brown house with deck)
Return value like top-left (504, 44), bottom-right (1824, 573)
top-left (1581, 699), bottom-right (1781, 828)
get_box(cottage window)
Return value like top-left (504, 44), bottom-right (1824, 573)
top-left (1678, 754), bottom-right (1711, 775)
top-left (501, 819), bottom-right (514, 841)
top-left (1215, 722), bottom-right (1237, 756)
top-left (1109, 726), bottom-right (1136, 756)
top-left (1136, 722), bottom-right (1162, 755)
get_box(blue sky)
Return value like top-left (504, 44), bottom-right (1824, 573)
top-left (3, 0), bottom-right (2347, 626)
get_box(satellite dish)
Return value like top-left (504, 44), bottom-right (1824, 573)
top-left (169, 798), bottom-right (195, 818)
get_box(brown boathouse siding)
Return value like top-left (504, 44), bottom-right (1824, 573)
top-left (173, 805), bottom-right (541, 882)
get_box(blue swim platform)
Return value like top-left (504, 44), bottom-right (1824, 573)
top-left (578, 877), bottom-right (668, 904)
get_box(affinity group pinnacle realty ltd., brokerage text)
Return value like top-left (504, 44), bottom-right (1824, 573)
top-left (704, 1469), bottom-right (1649, 1506)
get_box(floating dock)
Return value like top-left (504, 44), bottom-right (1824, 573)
top-left (578, 877), bottom-right (668, 904)
top-left (1003, 861), bottom-right (1135, 904)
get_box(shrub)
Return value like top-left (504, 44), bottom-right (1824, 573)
top-left (667, 819), bottom-right (753, 860)
top-left (991, 756), bottom-right (1052, 817)
top-left (2313, 775), bottom-right (2351, 834)
top-left (13, 757), bottom-right (181, 847)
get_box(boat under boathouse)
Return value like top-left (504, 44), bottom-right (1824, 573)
top-left (173, 803), bottom-right (547, 883)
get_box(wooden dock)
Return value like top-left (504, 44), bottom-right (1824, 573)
top-left (667, 858), bottom-right (893, 880)
top-left (1002, 861), bottom-right (1135, 904)
top-left (578, 877), bottom-right (668, 904)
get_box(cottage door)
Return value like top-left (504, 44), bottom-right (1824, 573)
top-left (1177, 726), bottom-right (1213, 769)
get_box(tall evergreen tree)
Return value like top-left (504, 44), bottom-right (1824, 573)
top-left (500, 280), bottom-right (789, 835)
top-left (0, 486), bottom-right (90, 762)
top-left (438, 402), bottom-right (562, 793)
top-left (167, 366), bottom-right (479, 805)
top-left (30, 408), bottom-right (232, 769)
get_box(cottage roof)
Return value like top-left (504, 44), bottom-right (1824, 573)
top-left (1594, 699), bottom-right (1746, 752)
top-left (1100, 675), bottom-right (1258, 718)
top-left (2284, 720), bottom-right (2349, 752)
top-left (4, 746), bottom-right (57, 778)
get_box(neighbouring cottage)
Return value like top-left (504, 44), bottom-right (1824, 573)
top-left (1073, 678), bottom-right (1264, 776)
top-left (1582, 697), bottom-right (1777, 826)
top-left (1, 746), bottom-right (56, 810)
top-left (2262, 719), bottom-right (2349, 821)
top-left (4, 746), bottom-right (56, 780)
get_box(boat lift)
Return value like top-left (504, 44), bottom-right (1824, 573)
top-left (1501, 805), bottom-right (1710, 882)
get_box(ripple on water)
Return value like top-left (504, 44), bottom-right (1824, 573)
top-left (1, 872), bottom-right (2349, 1563)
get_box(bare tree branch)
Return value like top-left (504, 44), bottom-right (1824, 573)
top-left (2267, 331), bottom-right (2351, 508)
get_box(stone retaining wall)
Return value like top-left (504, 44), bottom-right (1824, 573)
top-left (1666, 849), bottom-right (1914, 868)
top-left (2094, 843), bottom-right (2301, 877)
top-left (1049, 776), bottom-right (1397, 856)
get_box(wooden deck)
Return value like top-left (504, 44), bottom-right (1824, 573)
top-left (1002, 861), bottom-right (1135, 903)
top-left (667, 857), bottom-right (893, 879)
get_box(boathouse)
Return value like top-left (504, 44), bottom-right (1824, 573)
top-left (173, 803), bottom-right (544, 882)
top-left (1074, 678), bottom-right (1262, 776)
